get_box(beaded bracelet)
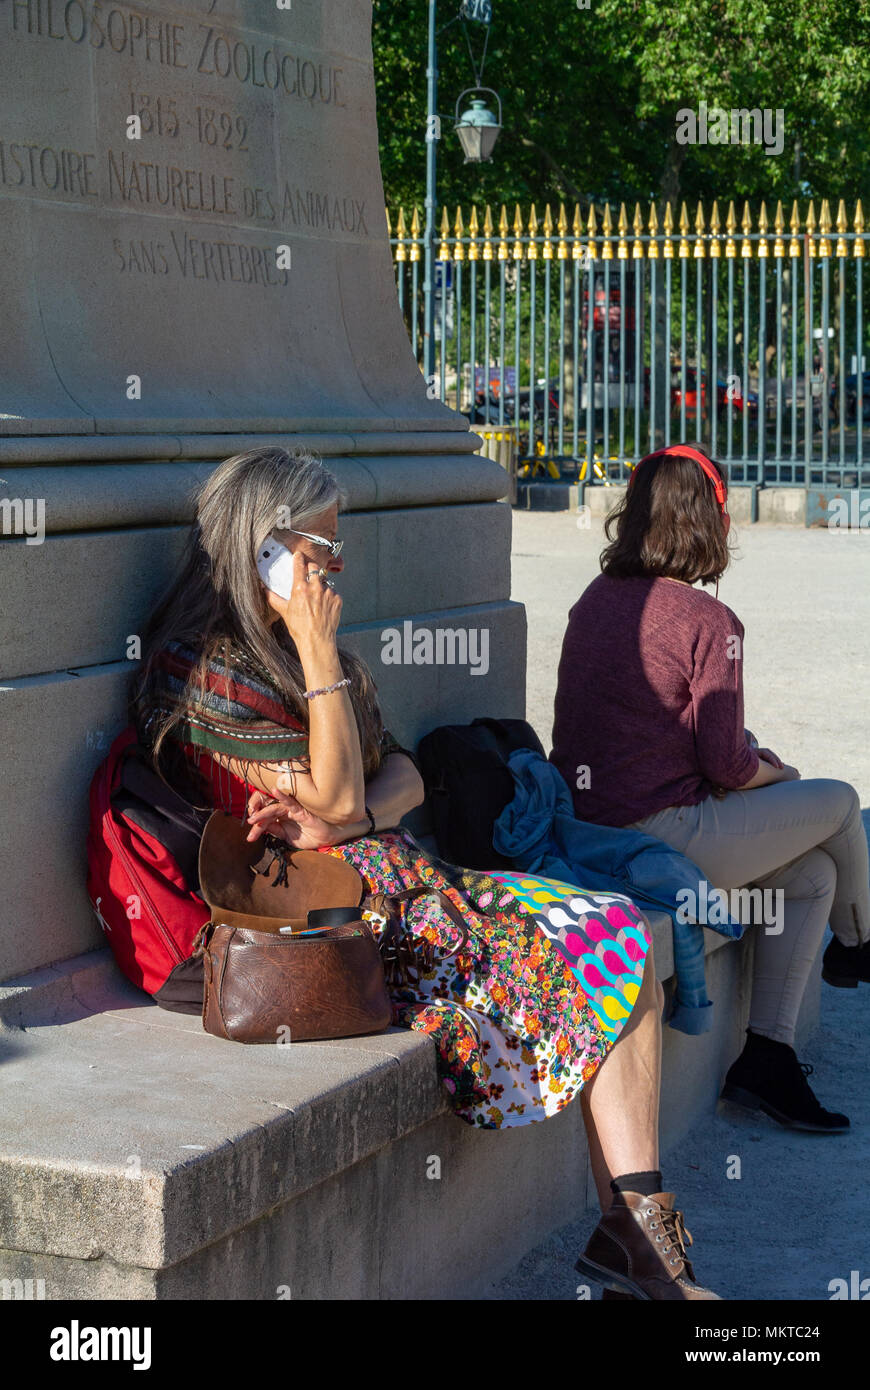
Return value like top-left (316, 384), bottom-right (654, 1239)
top-left (304, 677), bottom-right (351, 701)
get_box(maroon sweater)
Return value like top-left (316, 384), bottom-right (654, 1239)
top-left (550, 573), bottom-right (760, 827)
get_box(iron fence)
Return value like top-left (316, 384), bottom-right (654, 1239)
top-left (388, 198), bottom-right (870, 488)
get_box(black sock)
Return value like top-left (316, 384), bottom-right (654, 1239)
top-left (610, 1170), bottom-right (664, 1198)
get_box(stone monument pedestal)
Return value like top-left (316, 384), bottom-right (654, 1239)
top-left (0, 0), bottom-right (526, 985)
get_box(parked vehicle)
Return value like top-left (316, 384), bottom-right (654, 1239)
top-left (715, 378), bottom-right (759, 416)
top-left (672, 367), bottom-right (706, 416)
top-left (830, 371), bottom-right (870, 423)
top-left (467, 381), bottom-right (561, 427)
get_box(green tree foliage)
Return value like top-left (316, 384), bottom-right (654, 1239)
top-left (372, 0), bottom-right (870, 211)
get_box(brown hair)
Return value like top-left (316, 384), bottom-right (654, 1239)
top-left (600, 446), bottom-right (732, 585)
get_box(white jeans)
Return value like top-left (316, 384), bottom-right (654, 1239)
top-left (628, 779), bottom-right (870, 1046)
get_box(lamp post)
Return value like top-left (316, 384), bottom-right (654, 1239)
top-left (423, 0), bottom-right (439, 386)
top-left (422, 2), bottom-right (501, 389)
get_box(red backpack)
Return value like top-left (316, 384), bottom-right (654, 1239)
top-left (86, 727), bottom-right (211, 1013)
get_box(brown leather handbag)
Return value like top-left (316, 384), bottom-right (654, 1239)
top-left (196, 812), bottom-right (471, 1045)
top-left (196, 812), bottom-right (392, 1044)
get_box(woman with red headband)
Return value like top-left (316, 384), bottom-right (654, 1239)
top-left (550, 443), bottom-right (870, 1133)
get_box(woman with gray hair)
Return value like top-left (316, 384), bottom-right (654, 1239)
top-left (122, 445), bottom-right (720, 1300)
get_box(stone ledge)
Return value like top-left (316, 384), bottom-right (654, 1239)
top-left (0, 904), bottom-right (804, 1297)
top-left (0, 904), bottom-right (682, 1269)
top-left (515, 482), bottom-right (822, 523)
top-left (0, 448), bottom-right (508, 535)
top-left (0, 960), bottom-right (447, 1268)
top-left (0, 429), bottom-right (480, 465)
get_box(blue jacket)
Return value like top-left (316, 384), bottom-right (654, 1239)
top-left (492, 748), bottom-right (742, 1035)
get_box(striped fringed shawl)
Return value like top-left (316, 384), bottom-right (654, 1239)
top-left (136, 639), bottom-right (402, 816)
top-left (140, 640), bottom-right (309, 760)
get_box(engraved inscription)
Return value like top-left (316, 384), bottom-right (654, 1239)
top-left (0, 140), bottom-right (98, 194)
top-left (112, 230), bottom-right (291, 286)
top-left (10, 0), bottom-right (189, 66)
top-left (8, 1), bottom-right (347, 107)
top-left (107, 148), bottom-right (237, 214)
top-left (1, 0), bottom-right (368, 296)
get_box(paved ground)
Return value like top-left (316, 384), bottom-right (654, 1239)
top-left (482, 512), bottom-right (870, 1301)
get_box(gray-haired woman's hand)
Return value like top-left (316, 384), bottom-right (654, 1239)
top-left (245, 787), bottom-right (340, 848)
top-left (265, 549), bottom-right (342, 655)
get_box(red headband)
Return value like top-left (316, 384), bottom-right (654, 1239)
top-left (629, 445), bottom-right (728, 514)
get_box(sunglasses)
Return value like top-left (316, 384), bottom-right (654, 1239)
top-left (284, 528), bottom-right (343, 560)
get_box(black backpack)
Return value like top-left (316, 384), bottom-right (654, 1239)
top-left (416, 717), bottom-right (546, 870)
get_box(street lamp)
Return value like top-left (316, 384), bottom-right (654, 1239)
top-left (454, 89), bottom-right (502, 163)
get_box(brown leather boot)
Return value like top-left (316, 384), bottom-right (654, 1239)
top-left (575, 1191), bottom-right (722, 1300)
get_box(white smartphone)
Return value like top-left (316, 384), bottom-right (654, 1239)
top-left (256, 536), bottom-right (296, 599)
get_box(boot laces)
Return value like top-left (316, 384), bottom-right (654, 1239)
top-left (798, 1061), bottom-right (824, 1107)
top-left (651, 1204), bottom-right (695, 1278)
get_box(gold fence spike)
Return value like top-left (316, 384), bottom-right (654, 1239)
top-left (617, 202), bottom-right (629, 259)
top-left (542, 203), bottom-right (555, 260)
top-left (789, 199), bottom-right (801, 258)
top-left (806, 200), bottom-right (817, 259)
top-left (632, 201), bottom-right (644, 259)
top-left (409, 206), bottom-right (422, 262)
top-left (557, 203), bottom-right (569, 260)
top-left (709, 200), bottom-right (721, 259)
top-left (468, 204), bottom-right (480, 261)
top-left (438, 206), bottom-right (451, 261)
top-left (757, 201), bottom-right (769, 259)
top-left (454, 205), bottom-right (466, 262)
top-left (385, 206), bottom-right (392, 237)
top-left (395, 206), bottom-right (407, 262)
top-left (725, 200), bottom-right (737, 258)
top-left (741, 201), bottom-right (753, 259)
top-left (511, 204), bottom-right (524, 261)
top-left (497, 204), bottom-right (509, 261)
top-left (602, 202), bottom-right (614, 260)
top-left (572, 203), bottom-right (585, 262)
top-left (773, 200), bottom-right (785, 258)
top-left (647, 202), bottom-right (659, 259)
top-left (663, 201), bottom-right (674, 259)
top-left (818, 198), bottom-right (832, 257)
top-left (855, 199), bottom-right (865, 259)
top-left (694, 200), bottom-right (706, 259)
top-left (527, 204), bottom-right (539, 260)
top-left (835, 198), bottom-right (848, 258)
top-left (678, 200), bottom-right (690, 258)
top-left (587, 202), bottom-right (598, 261)
top-left (482, 204), bottom-right (494, 261)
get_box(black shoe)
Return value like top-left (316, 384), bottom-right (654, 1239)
top-left (720, 1029), bottom-right (850, 1133)
top-left (822, 935), bottom-right (870, 988)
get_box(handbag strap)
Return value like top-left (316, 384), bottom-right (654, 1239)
top-left (369, 885), bottom-right (469, 989)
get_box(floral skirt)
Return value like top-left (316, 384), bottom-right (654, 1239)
top-left (320, 829), bottom-right (652, 1130)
